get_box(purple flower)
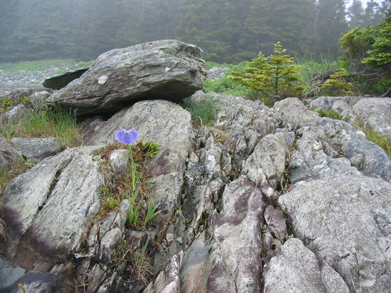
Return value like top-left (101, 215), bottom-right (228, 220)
top-left (115, 128), bottom-right (138, 145)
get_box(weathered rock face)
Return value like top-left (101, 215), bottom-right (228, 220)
top-left (263, 238), bottom-right (349, 293)
top-left (353, 98), bottom-right (391, 142)
top-left (0, 83), bottom-right (46, 101)
top-left (47, 40), bottom-right (207, 116)
top-left (279, 175), bottom-right (391, 292)
top-left (3, 63), bottom-right (391, 292)
top-left (1, 146), bottom-right (103, 271)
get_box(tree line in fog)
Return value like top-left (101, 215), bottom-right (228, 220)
top-left (0, 0), bottom-right (388, 63)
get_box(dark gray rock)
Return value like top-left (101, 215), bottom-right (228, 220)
top-left (47, 40), bottom-right (207, 116)
top-left (206, 176), bottom-right (266, 292)
top-left (10, 137), bottom-right (62, 163)
top-left (0, 258), bottom-right (26, 288)
top-left (264, 206), bottom-right (287, 242)
top-left (42, 67), bottom-right (89, 89)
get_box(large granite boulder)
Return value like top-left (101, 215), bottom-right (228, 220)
top-left (47, 40), bottom-right (207, 116)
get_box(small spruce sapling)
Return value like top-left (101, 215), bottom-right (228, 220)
top-left (229, 42), bottom-right (303, 103)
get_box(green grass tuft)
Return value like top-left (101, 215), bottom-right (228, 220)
top-left (1, 105), bottom-right (83, 148)
top-left (185, 97), bottom-right (220, 127)
top-left (315, 108), bottom-right (349, 122)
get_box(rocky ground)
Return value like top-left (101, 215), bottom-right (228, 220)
top-left (0, 61), bottom-right (88, 86)
top-left (1, 40), bottom-right (391, 293)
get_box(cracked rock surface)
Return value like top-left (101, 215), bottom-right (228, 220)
top-left (2, 88), bottom-right (391, 292)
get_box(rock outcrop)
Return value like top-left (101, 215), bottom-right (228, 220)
top-left (309, 96), bottom-right (391, 143)
top-left (47, 40), bottom-right (207, 116)
top-left (2, 45), bottom-right (391, 292)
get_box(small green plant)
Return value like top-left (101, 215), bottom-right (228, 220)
top-left (96, 134), bottom-right (161, 230)
top-left (142, 141), bottom-right (160, 158)
top-left (318, 68), bottom-right (354, 96)
top-left (142, 199), bottom-right (160, 229)
top-left (1, 96), bottom-right (31, 112)
top-left (229, 42), bottom-right (303, 104)
top-left (128, 189), bottom-right (141, 227)
top-left (315, 109), bottom-right (349, 122)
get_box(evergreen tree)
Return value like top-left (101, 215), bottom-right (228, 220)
top-left (363, 16), bottom-right (391, 67)
top-left (229, 42), bottom-right (303, 100)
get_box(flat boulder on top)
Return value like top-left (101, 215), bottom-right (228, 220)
top-left (47, 40), bottom-right (207, 116)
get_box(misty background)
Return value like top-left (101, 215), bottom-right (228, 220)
top-left (0, 0), bottom-right (389, 64)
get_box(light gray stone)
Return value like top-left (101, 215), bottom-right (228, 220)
top-left (278, 175), bottom-right (391, 292)
top-left (273, 98), bottom-right (365, 146)
top-left (242, 132), bottom-right (287, 189)
top-left (109, 148), bottom-right (130, 176)
top-left (1, 146), bottom-right (103, 271)
top-left (0, 103), bottom-right (32, 125)
top-left (99, 227), bottom-right (122, 264)
top-left (309, 96), bottom-right (335, 111)
top-left (342, 139), bottom-right (391, 182)
top-left (352, 97), bottom-right (391, 143)
top-left (332, 100), bottom-right (354, 121)
top-left (264, 238), bottom-right (349, 293)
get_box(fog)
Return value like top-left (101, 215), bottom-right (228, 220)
top-left (0, 0), bottom-right (389, 64)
